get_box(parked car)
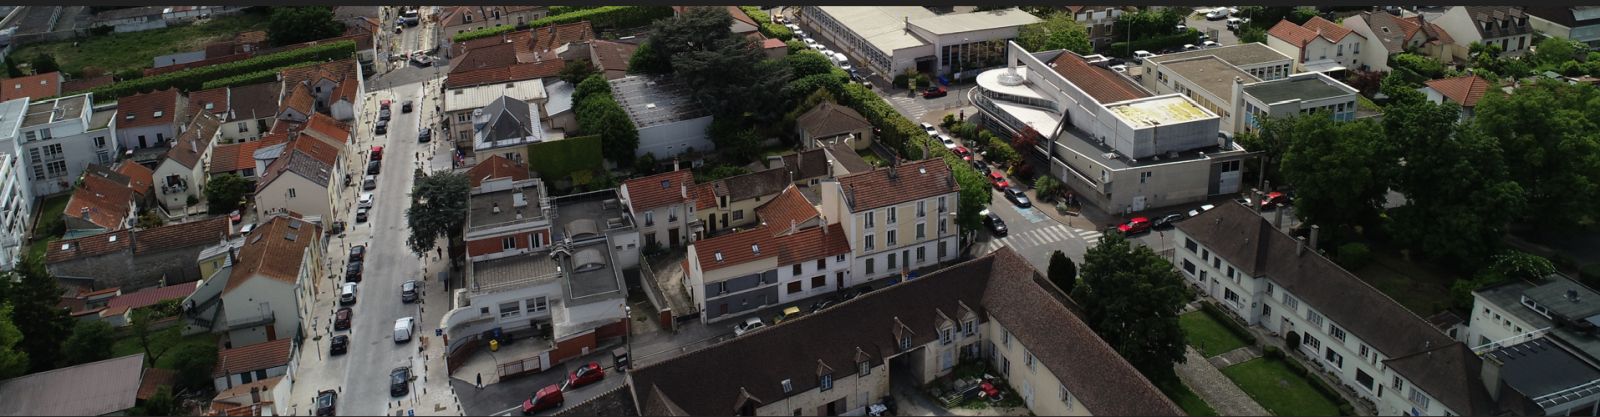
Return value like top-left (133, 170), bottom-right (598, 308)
top-left (774, 306), bottom-right (801, 324)
top-left (1183, 44), bottom-right (1199, 51)
top-left (1153, 213), bottom-right (1186, 229)
top-left (733, 317), bottom-right (766, 336)
top-left (356, 207), bottom-right (370, 223)
top-left (349, 244), bottom-right (365, 262)
top-left (939, 134), bottom-right (958, 150)
top-left (1202, 40), bottom-right (1220, 49)
top-left (1118, 217), bottom-right (1153, 235)
top-left (1133, 50), bottom-right (1155, 63)
top-left (1205, 7), bottom-right (1230, 20)
top-left (330, 335), bottom-right (349, 355)
top-left (316, 390), bottom-right (337, 416)
top-left (521, 385), bottom-right (564, 415)
top-left (371, 145), bottom-right (384, 160)
top-left (390, 366), bottom-right (411, 397)
top-left (418, 127), bottom-right (431, 143)
top-left (923, 85), bottom-right (948, 98)
top-left (953, 146), bottom-right (972, 161)
top-left (239, 222), bottom-right (256, 235)
top-left (379, 107), bottom-right (391, 122)
top-left (345, 261), bottom-right (363, 282)
top-left (969, 159), bottom-right (989, 173)
top-left (401, 280), bottom-right (419, 303)
top-left (334, 307), bottom-right (352, 330)
top-left (363, 175), bottom-right (378, 191)
top-left (984, 211), bottom-right (1008, 236)
top-left (359, 192), bottom-right (375, 209)
top-left (785, 23), bottom-right (800, 31)
top-left (1260, 191), bottom-right (1291, 209)
top-left (565, 362), bottom-right (605, 389)
top-left (989, 171), bottom-right (1009, 189)
top-left (803, 37), bottom-right (816, 45)
top-left (394, 317), bottom-right (416, 343)
top-left (340, 282), bottom-right (357, 305)
top-left (402, 100), bottom-right (414, 113)
top-left (367, 160), bottom-right (381, 175)
top-left (921, 122), bottom-right (937, 135)
top-left (1111, 64), bottom-right (1128, 73)
top-left (376, 119), bottom-right (388, 135)
top-left (1187, 203), bottom-right (1216, 218)
top-left (809, 298), bottom-right (834, 313)
top-left (1235, 196), bottom-right (1253, 207)
top-left (1004, 187), bottom-right (1031, 208)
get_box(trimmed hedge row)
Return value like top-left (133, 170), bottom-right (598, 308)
top-left (1263, 346), bottom-right (1358, 416)
top-left (1108, 29), bottom-right (1201, 58)
top-left (739, 6), bottom-right (793, 41)
top-left (1199, 300), bottom-right (1259, 345)
top-left (527, 134), bottom-right (603, 180)
top-left (454, 6), bottom-right (674, 42)
top-left (200, 61), bottom-right (322, 90)
top-left (77, 40), bottom-right (356, 100)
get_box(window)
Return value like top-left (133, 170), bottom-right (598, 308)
top-left (940, 327), bottom-right (953, 344)
top-left (787, 281), bottom-right (803, 294)
top-left (238, 122), bottom-right (249, 133)
top-left (1324, 347), bottom-right (1344, 369)
top-left (916, 223), bottom-right (926, 240)
top-left (939, 218), bottom-right (947, 235)
top-left (1003, 329), bottom-right (1012, 349)
top-left (917, 201), bottom-right (926, 217)
top-left (781, 379), bottom-right (792, 393)
top-left (1025, 350), bottom-right (1036, 372)
top-left (668, 207), bottom-right (679, 222)
top-left (938, 196), bottom-right (947, 212)
top-left (1183, 260), bottom-right (1196, 275)
top-left (1283, 294), bottom-right (1300, 313)
top-left (502, 236), bottom-right (517, 250)
top-left (963, 320), bottom-right (975, 336)
top-left (499, 301), bottom-right (521, 318)
top-left (836, 254), bottom-right (845, 263)
top-left (1330, 325), bottom-right (1347, 342)
top-left (1357, 369), bottom-right (1375, 390)
top-left (860, 361), bottom-right (870, 376)
top-left (899, 336), bottom-right (911, 350)
top-left (1407, 388), bottom-right (1430, 409)
top-left (887, 230), bottom-right (897, 247)
top-left (1307, 309), bottom-right (1324, 327)
top-left (1360, 344), bottom-right (1372, 360)
top-left (1060, 384), bottom-right (1072, 407)
top-left (865, 212), bottom-right (875, 229)
top-left (817, 258), bottom-right (826, 270)
top-left (811, 275), bottom-right (825, 289)
top-left (1227, 266), bottom-right (1235, 280)
top-left (865, 234), bottom-right (875, 251)
top-left (1201, 249), bottom-right (1210, 261)
top-left (916, 246), bottom-right (926, 262)
top-left (866, 258), bottom-right (875, 275)
top-left (1392, 375), bottom-right (1404, 391)
top-left (733, 210), bottom-right (744, 220)
top-left (287, 188), bottom-right (297, 198)
top-left (643, 211), bottom-right (654, 226)
top-left (1212, 257), bottom-right (1221, 269)
top-left (793, 264), bottom-right (802, 276)
top-left (93, 136), bottom-right (107, 148)
top-left (525, 297), bottom-right (548, 313)
top-left (45, 161), bottom-right (66, 178)
top-left (1001, 356), bottom-right (1011, 377)
top-left (1266, 282), bottom-right (1275, 296)
top-left (888, 253), bottom-right (897, 270)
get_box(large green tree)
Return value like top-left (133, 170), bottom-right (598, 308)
top-left (266, 6), bottom-right (345, 46)
top-left (1472, 80), bottom-right (1600, 230)
top-left (1071, 233), bottom-right (1188, 386)
top-left (169, 342), bottom-right (219, 391)
top-left (1047, 251), bottom-right (1077, 294)
top-left (573, 74), bottom-right (612, 105)
top-left (129, 309), bottom-right (180, 367)
top-left (1275, 115), bottom-right (1394, 233)
top-left (785, 50), bottom-right (836, 79)
top-left (1385, 100), bottom-right (1523, 267)
top-left (1017, 12), bottom-right (1093, 55)
top-left (61, 320), bottom-right (116, 366)
top-left (0, 257), bottom-right (70, 372)
top-left (0, 304), bottom-right (27, 379)
top-left (576, 95), bottom-right (642, 163)
top-left (405, 171), bottom-right (471, 255)
top-left (204, 173), bottom-right (253, 215)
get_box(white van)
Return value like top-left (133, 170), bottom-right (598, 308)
top-left (339, 283), bottom-right (357, 305)
top-left (1133, 50), bottom-right (1155, 63)
top-left (394, 317), bottom-right (416, 343)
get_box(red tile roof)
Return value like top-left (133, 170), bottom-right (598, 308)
top-left (302, 113), bottom-right (351, 144)
top-left (623, 170), bottom-right (697, 212)
top-left (46, 231), bottom-right (130, 263)
top-left (836, 159), bottom-right (959, 212)
top-left (695, 222), bottom-right (849, 272)
top-left (1426, 75), bottom-right (1494, 107)
top-left (255, 136), bottom-right (340, 192)
top-left (754, 185), bottom-right (819, 234)
top-left (761, 38), bottom-right (786, 50)
top-left (283, 84), bottom-right (314, 115)
top-left (137, 368), bottom-right (177, 401)
top-left (213, 339), bottom-right (293, 378)
top-left (589, 40), bottom-right (640, 72)
top-left (451, 29), bottom-right (535, 58)
top-left (1269, 17), bottom-right (1359, 51)
top-left (65, 173), bottom-right (135, 231)
top-left (279, 60), bottom-right (360, 92)
top-left (1, 72), bottom-right (62, 101)
top-left (691, 182), bottom-right (718, 211)
top-left (445, 59), bottom-right (564, 89)
top-left (117, 88), bottom-right (183, 129)
top-left (224, 216), bottom-right (320, 294)
top-left (188, 86), bottom-right (231, 118)
top-left (113, 162), bottom-right (155, 199)
top-left (1302, 16), bottom-right (1356, 42)
top-left (1049, 52), bottom-right (1148, 103)
top-left (103, 281), bottom-right (199, 317)
top-left (467, 155), bottom-right (531, 187)
top-left (210, 141), bottom-right (265, 174)
top-left (531, 21), bottom-right (595, 54)
top-left (131, 216), bottom-right (231, 255)
top-left (330, 76), bottom-right (359, 104)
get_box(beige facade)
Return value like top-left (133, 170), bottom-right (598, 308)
top-left (987, 320), bottom-right (1088, 416)
top-left (753, 363), bottom-right (890, 416)
top-left (818, 180), bottom-right (959, 283)
top-left (254, 172), bottom-right (340, 224)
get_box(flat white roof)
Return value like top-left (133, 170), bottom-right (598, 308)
top-left (909, 8), bottom-right (1041, 35)
top-left (445, 79), bottom-right (547, 113)
top-left (992, 100), bottom-right (1062, 134)
top-left (815, 6), bottom-right (938, 53)
top-left (975, 67), bottom-right (1046, 99)
top-left (1107, 95), bottom-right (1214, 128)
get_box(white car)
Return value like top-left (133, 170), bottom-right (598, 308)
top-left (1111, 64), bottom-right (1128, 73)
top-left (921, 122), bottom-right (937, 135)
top-left (394, 317), bottom-right (416, 343)
top-left (1205, 8), bottom-right (1229, 20)
top-left (839, 63), bottom-right (852, 71)
top-left (785, 23), bottom-right (799, 31)
top-left (1202, 41), bottom-right (1220, 49)
top-left (802, 37), bottom-right (816, 45)
top-left (359, 192), bottom-right (375, 209)
top-left (939, 134), bottom-right (958, 150)
top-left (1187, 204), bottom-right (1217, 218)
top-left (1133, 50), bottom-right (1154, 63)
top-left (1183, 44), bottom-right (1200, 51)
top-left (793, 30), bottom-right (806, 39)
top-left (733, 317), bottom-right (766, 336)
top-left (339, 282), bottom-right (357, 305)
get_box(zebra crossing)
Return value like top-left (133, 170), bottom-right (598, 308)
top-left (887, 95), bottom-right (930, 122)
top-left (978, 224), bottom-right (1105, 254)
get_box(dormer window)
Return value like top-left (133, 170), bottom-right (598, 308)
top-left (780, 379), bottom-right (792, 393)
top-left (859, 361), bottom-right (870, 376)
top-left (899, 336), bottom-right (911, 350)
top-left (464, 14), bottom-right (473, 23)
top-left (660, 180), bottom-right (670, 189)
top-left (819, 374), bottom-right (833, 392)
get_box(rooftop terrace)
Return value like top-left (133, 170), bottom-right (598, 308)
top-left (1244, 73), bottom-right (1359, 104)
top-left (1106, 95), bottom-right (1214, 128)
top-left (467, 178), bottom-right (550, 233)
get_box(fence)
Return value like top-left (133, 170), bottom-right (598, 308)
top-left (496, 355), bottom-right (544, 379)
top-left (637, 255), bottom-right (676, 331)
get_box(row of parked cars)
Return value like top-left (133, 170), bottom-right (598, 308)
top-left (1112, 192), bottom-right (1291, 236)
top-left (520, 362), bottom-right (608, 415)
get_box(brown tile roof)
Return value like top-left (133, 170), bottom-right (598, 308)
top-left (188, 86), bottom-right (230, 118)
top-left (46, 230), bottom-right (131, 263)
top-left (255, 136), bottom-right (340, 192)
top-left (836, 159), bottom-right (958, 212)
top-left (720, 167), bottom-right (791, 202)
top-left (302, 113), bottom-right (350, 144)
top-left (1425, 75), bottom-right (1494, 108)
top-left (213, 339), bottom-right (293, 378)
top-left (164, 112), bottom-right (221, 169)
top-left (439, 6), bottom-right (514, 28)
top-left (1049, 51), bottom-right (1149, 103)
top-left (227, 82), bottom-right (283, 122)
top-left (754, 186), bottom-right (820, 234)
top-left (1269, 17), bottom-right (1359, 52)
top-left (330, 76), bottom-right (359, 104)
top-left (1302, 16), bottom-right (1357, 42)
top-left (450, 29), bottom-right (534, 58)
top-left (224, 216), bottom-right (318, 294)
top-left (131, 216), bottom-right (231, 255)
top-left (636, 248), bottom-right (1178, 416)
top-left (623, 170), bottom-right (697, 212)
top-left (282, 83), bottom-right (314, 115)
top-left (1177, 202), bottom-right (1489, 414)
top-left (62, 75), bottom-right (114, 94)
top-left (210, 141), bottom-right (265, 174)
top-left (65, 172), bottom-right (136, 231)
top-left (105, 281), bottom-right (198, 316)
top-left (691, 182), bottom-right (719, 211)
top-left (454, 41), bottom-right (523, 72)
top-left (589, 40), bottom-right (640, 72)
top-left (467, 155), bottom-right (531, 187)
top-left (117, 88), bottom-right (183, 129)
top-left (796, 102), bottom-right (870, 140)
top-left (761, 38), bottom-right (786, 50)
top-left (136, 367), bottom-right (177, 401)
top-left (779, 148), bottom-right (832, 182)
top-left (279, 59), bottom-right (360, 91)
top-left (446, 59), bottom-right (564, 89)
top-left (114, 161), bottom-right (155, 199)
top-left (1, 71), bottom-right (62, 102)
top-left (531, 21), bottom-right (596, 54)
top-left (694, 222), bottom-right (849, 272)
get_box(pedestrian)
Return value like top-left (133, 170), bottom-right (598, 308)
top-left (476, 373), bottom-right (482, 389)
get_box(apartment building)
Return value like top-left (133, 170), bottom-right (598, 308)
top-left (471, 95), bottom-right (548, 164)
top-left (799, 7), bottom-right (1039, 79)
top-left (1065, 6), bottom-right (1125, 50)
top-left (1137, 43), bottom-right (1355, 134)
top-left (1468, 274), bottom-right (1600, 415)
top-left (685, 186), bottom-right (852, 322)
top-left (1234, 71), bottom-right (1361, 133)
top-left (0, 94), bottom-right (119, 197)
top-left (182, 215), bottom-right (322, 346)
top-left (445, 76), bottom-right (550, 151)
top-left (1175, 202), bottom-right (1491, 416)
top-left (436, 6), bottom-right (549, 51)
top-left (820, 159), bottom-right (960, 284)
top-left (184, 82), bottom-right (283, 143)
top-left (0, 153), bottom-right (29, 270)
top-left (627, 248), bottom-right (1182, 416)
top-left (1526, 6), bottom-right (1600, 48)
top-left (462, 176), bottom-right (555, 262)
top-left (253, 136), bottom-right (344, 224)
top-left (151, 112), bottom-right (221, 211)
top-left (691, 168), bottom-right (791, 238)
top-left (619, 170), bottom-right (698, 249)
top-left (973, 42), bottom-right (1249, 214)
top-left (1434, 7), bottom-right (1535, 58)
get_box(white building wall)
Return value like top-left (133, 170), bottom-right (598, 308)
top-left (0, 153), bottom-right (29, 270)
top-left (985, 320), bottom-right (1086, 416)
top-left (776, 252), bottom-right (855, 304)
top-left (468, 280), bottom-right (562, 331)
top-left (255, 175), bottom-right (331, 224)
top-left (221, 277), bottom-right (299, 347)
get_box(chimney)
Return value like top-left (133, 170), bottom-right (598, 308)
top-left (681, 184), bottom-right (688, 199)
top-left (1296, 236), bottom-right (1307, 256)
top-left (672, 157), bottom-right (681, 172)
top-left (789, 219), bottom-right (798, 235)
top-left (250, 387), bottom-right (261, 404)
top-left (1481, 352), bottom-right (1504, 401)
top-left (80, 207), bottom-right (90, 220)
top-left (1309, 225), bottom-right (1321, 252)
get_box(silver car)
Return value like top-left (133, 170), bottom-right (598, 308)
top-left (733, 317), bottom-right (766, 336)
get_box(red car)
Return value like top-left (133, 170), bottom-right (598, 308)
top-left (522, 384), bottom-right (563, 415)
top-left (923, 85), bottom-right (948, 98)
top-left (565, 362), bottom-right (605, 389)
top-left (1117, 217), bottom-right (1152, 235)
top-left (371, 145), bottom-right (384, 161)
top-left (1260, 192), bottom-right (1290, 209)
top-left (953, 146), bottom-right (972, 161)
top-left (988, 171), bottom-right (1008, 189)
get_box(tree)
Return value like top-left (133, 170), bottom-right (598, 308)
top-left (204, 173), bottom-right (252, 215)
top-left (1048, 251), bottom-right (1077, 294)
top-left (1033, 175), bottom-right (1063, 201)
top-left (1472, 80), bottom-right (1600, 231)
top-left (1530, 37), bottom-right (1585, 69)
top-left (405, 171), bottom-right (471, 255)
top-left (0, 257), bottom-right (70, 372)
top-left (137, 210), bottom-right (166, 229)
top-left (0, 304), bottom-right (27, 379)
top-left (627, 41), bottom-right (672, 75)
top-left (1379, 71), bottom-right (1426, 105)
top-left (141, 386), bottom-right (175, 416)
top-left (28, 54), bottom-right (59, 74)
top-left (1274, 115), bottom-right (1394, 233)
top-left (707, 118), bottom-right (762, 164)
top-left (266, 6), bottom-right (345, 46)
top-left (558, 59), bottom-right (598, 86)
top-left (1017, 12), bottom-right (1093, 55)
top-left (1071, 233), bottom-right (1188, 386)
top-left (1237, 25), bottom-right (1267, 44)
top-left (1116, 8), bottom-right (1189, 43)
top-left (577, 96), bottom-right (641, 163)
top-left (169, 342), bottom-right (219, 392)
top-left (61, 320), bottom-right (116, 366)
top-left (573, 75), bottom-right (611, 105)
top-left (953, 165), bottom-right (992, 233)
top-left (129, 309), bottom-right (180, 366)
top-left (1452, 251), bottom-right (1555, 309)
top-left (1385, 99), bottom-right (1523, 267)
top-left (785, 50), bottom-right (836, 79)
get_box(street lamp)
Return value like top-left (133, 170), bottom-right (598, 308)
top-left (621, 303), bottom-right (633, 371)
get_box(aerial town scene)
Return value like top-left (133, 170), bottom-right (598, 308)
top-left (0, 4), bottom-right (1597, 416)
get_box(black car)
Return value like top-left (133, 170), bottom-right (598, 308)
top-left (349, 244), bottom-right (366, 262)
top-left (418, 127), bottom-right (431, 143)
top-left (346, 261), bottom-right (364, 282)
top-left (401, 280), bottom-right (419, 303)
top-left (363, 175), bottom-right (378, 191)
top-left (379, 107), bottom-right (391, 121)
top-left (316, 390), bottom-right (338, 415)
top-left (334, 307), bottom-right (352, 330)
top-left (1153, 213), bottom-right (1186, 229)
top-left (402, 100), bottom-right (414, 113)
top-left (356, 207), bottom-right (370, 223)
top-left (376, 119), bottom-right (388, 135)
top-left (367, 160), bottom-right (381, 175)
top-left (984, 212), bottom-right (1008, 236)
top-left (809, 298), bottom-right (833, 314)
top-left (330, 335), bottom-right (349, 355)
top-left (1004, 187), bottom-right (1032, 208)
top-left (390, 366), bottom-right (411, 397)
top-left (970, 159), bottom-right (989, 173)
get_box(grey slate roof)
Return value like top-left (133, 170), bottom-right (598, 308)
top-left (482, 95), bottom-right (535, 142)
top-left (0, 354), bottom-right (146, 416)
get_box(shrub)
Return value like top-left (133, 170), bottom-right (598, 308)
top-left (892, 73), bottom-right (909, 89)
top-left (1263, 345), bottom-right (1283, 360)
top-left (1199, 300), bottom-right (1258, 345)
top-left (454, 6), bottom-right (674, 42)
top-left (74, 40), bottom-right (356, 100)
top-left (941, 114), bottom-right (957, 129)
top-left (1338, 404), bottom-right (1356, 416)
top-left (527, 135), bottom-right (603, 180)
top-left (200, 61), bottom-right (320, 90)
top-left (1336, 242), bottom-right (1372, 270)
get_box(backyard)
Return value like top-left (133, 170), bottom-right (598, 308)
top-left (26, 194), bottom-right (70, 261)
top-left (13, 12), bottom-right (270, 77)
top-left (1221, 357), bottom-right (1343, 416)
top-left (1180, 310), bottom-right (1249, 357)
top-left (111, 329), bottom-right (218, 369)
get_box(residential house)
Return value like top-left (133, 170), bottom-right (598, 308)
top-left (1267, 16), bottom-right (1368, 73)
top-left (691, 168), bottom-right (793, 238)
top-left (0, 94), bottom-right (119, 197)
top-left (62, 168), bottom-right (138, 237)
top-left (609, 76), bottom-right (715, 159)
top-left (277, 84), bottom-right (315, 124)
top-left (1434, 7), bottom-right (1535, 58)
top-left (974, 42), bottom-right (1250, 213)
top-left (1420, 74), bottom-right (1495, 120)
top-left (1526, 6), bottom-right (1600, 48)
top-left (184, 216), bottom-right (322, 346)
top-left (437, 6), bottom-right (550, 51)
top-left (466, 154), bottom-right (531, 188)
top-left (114, 160), bottom-right (156, 207)
top-left (152, 112), bottom-right (221, 212)
top-left (627, 248), bottom-right (1183, 416)
top-left (278, 59), bottom-right (364, 123)
top-left (796, 102), bottom-right (874, 151)
top-left (619, 170), bottom-right (698, 249)
top-left (530, 20), bottom-right (597, 61)
top-left (472, 95), bottom-right (546, 164)
top-left (116, 87), bottom-right (187, 151)
top-left (1066, 6), bottom-right (1125, 50)
top-left (253, 137), bottom-right (344, 223)
top-left (0, 354), bottom-right (148, 416)
top-left (45, 216), bottom-right (231, 290)
top-left (209, 140), bottom-right (267, 180)
top-left (98, 280), bottom-right (199, 327)
top-left (685, 185), bottom-right (852, 322)
top-left (589, 40), bottom-right (640, 81)
top-left (188, 82), bottom-right (283, 143)
top-left (462, 176), bottom-right (554, 263)
top-left (206, 375), bottom-right (289, 417)
top-left (1342, 11), bottom-right (1458, 72)
top-left (799, 7), bottom-right (1041, 79)
top-left (0, 153), bottom-right (26, 270)
top-left (0, 71), bottom-right (62, 102)
top-left (444, 60), bottom-right (560, 149)
top-left (293, 113), bottom-right (353, 151)
top-left (753, 146), bottom-right (870, 188)
top-left (820, 159), bottom-right (960, 285)
top-left (1175, 202), bottom-right (1493, 416)
top-left (213, 338), bottom-right (294, 392)
top-left (1467, 274), bottom-right (1600, 415)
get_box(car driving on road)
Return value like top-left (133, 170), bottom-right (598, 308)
top-left (401, 280), bottom-right (419, 303)
top-left (1118, 217), bottom-right (1153, 235)
top-left (984, 211), bottom-right (1008, 236)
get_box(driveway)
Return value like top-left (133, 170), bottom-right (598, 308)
top-left (452, 349), bottom-right (627, 417)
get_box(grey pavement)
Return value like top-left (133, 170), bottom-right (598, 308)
top-left (452, 348), bottom-right (628, 417)
top-left (1207, 345), bottom-right (1263, 369)
top-left (1175, 346), bottom-right (1270, 417)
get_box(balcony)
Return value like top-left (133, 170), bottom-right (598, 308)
top-left (223, 309), bottom-right (276, 331)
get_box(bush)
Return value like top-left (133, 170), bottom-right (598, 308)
top-left (74, 40), bottom-right (356, 100)
top-left (528, 135), bottom-right (604, 180)
top-left (200, 61), bottom-right (320, 90)
top-left (892, 73), bottom-right (909, 89)
top-left (1285, 331), bottom-right (1301, 351)
top-left (1199, 301), bottom-right (1258, 345)
top-left (1108, 29), bottom-right (1201, 58)
top-left (1263, 345), bottom-right (1283, 360)
top-left (1335, 242), bottom-right (1372, 270)
top-left (454, 6), bottom-right (674, 42)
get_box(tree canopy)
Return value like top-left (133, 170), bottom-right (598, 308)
top-left (204, 173), bottom-right (252, 215)
top-left (1472, 80), bottom-right (1600, 231)
top-left (1048, 251), bottom-right (1077, 294)
top-left (0, 304), bottom-right (27, 379)
top-left (266, 6), bottom-right (345, 46)
top-left (1385, 99), bottom-right (1523, 267)
top-left (1017, 12), bottom-right (1093, 55)
top-left (1274, 115), bottom-right (1393, 233)
top-left (61, 320), bottom-right (116, 366)
top-left (1072, 233), bottom-right (1188, 386)
top-left (406, 171), bottom-right (471, 255)
top-left (0, 256), bottom-right (70, 372)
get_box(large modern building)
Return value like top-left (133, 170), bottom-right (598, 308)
top-left (1135, 43), bottom-right (1352, 135)
top-left (1234, 71), bottom-right (1361, 133)
top-left (0, 94), bottom-right (120, 198)
top-left (973, 41), bottom-right (1249, 214)
top-left (799, 7), bottom-right (1040, 79)
top-left (0, 152), bottom-right (29, 270)
top-left (609, 76), bottom-right (714, 160)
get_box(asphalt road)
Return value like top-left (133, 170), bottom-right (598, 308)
top-left (453, 356), bottom-right (628, 416)
top-left (1185, 8), bottom-right (1241, 47)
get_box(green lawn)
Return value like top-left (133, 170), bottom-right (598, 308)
top-left (858, 149), bottom-right (887, 167)
top-left (1181, 311), bottom-right (1249, 357)
top-left (1353, 245), bottom-right (1457, 317)
top-left (14, 13), bottom-right (270, 76)
top-left (26, 194), bottom-right (70, 261)
top-left (112, 330), bottom-right (218, 369)
top-left (1221, 358), bottom-right (1343, 416)
top-left (1159, 380), bottom-right (1219, 416)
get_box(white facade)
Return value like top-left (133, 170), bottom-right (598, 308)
top-left (775, 252), bottom-right (855, 305)
top-left (2, 95), bottom-right (120, 197)
top-left (1434, 7), bottom-right (1536, 56)
top-left (1234, 71), bottom-right (1361, 133)
top-left (817, 179), bottom-right (959, 285)
top-left (0, 153), bottom-right (29, 270)
top-left (1267, 29), bottom-right (1365, 73)
top-left (800, 7), bottom-right (1039, 78)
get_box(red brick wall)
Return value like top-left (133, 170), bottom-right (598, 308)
top-left (465, 230), bottom-right (549, 257)
top-left (594, 319), bottom-right (627, 341)
top-left (657, 311), bottom-right (673, 331)
top-left (550, 331), bottom-right (597, 364)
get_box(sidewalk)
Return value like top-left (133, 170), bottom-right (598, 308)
top-left (1174, 346), bottom-right (1270, 417)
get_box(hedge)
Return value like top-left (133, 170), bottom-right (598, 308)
top-left (454, 6), bottom-right (674, 42)
top-left (527, 134), bottom-right (604, 180)
top-left (200, 61), bottom-right (322, 90)
top-left (739, 6), bottom-right (793, 41)
top-left (1199, 300), bottom-right (1258, 345)
top-left (75, 40), bottom-right (356, 101)
top-left (1108, 29), bottom-right (1201, 58)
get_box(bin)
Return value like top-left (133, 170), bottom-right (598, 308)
top-left (489, 339), bottom-right (500, 352)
